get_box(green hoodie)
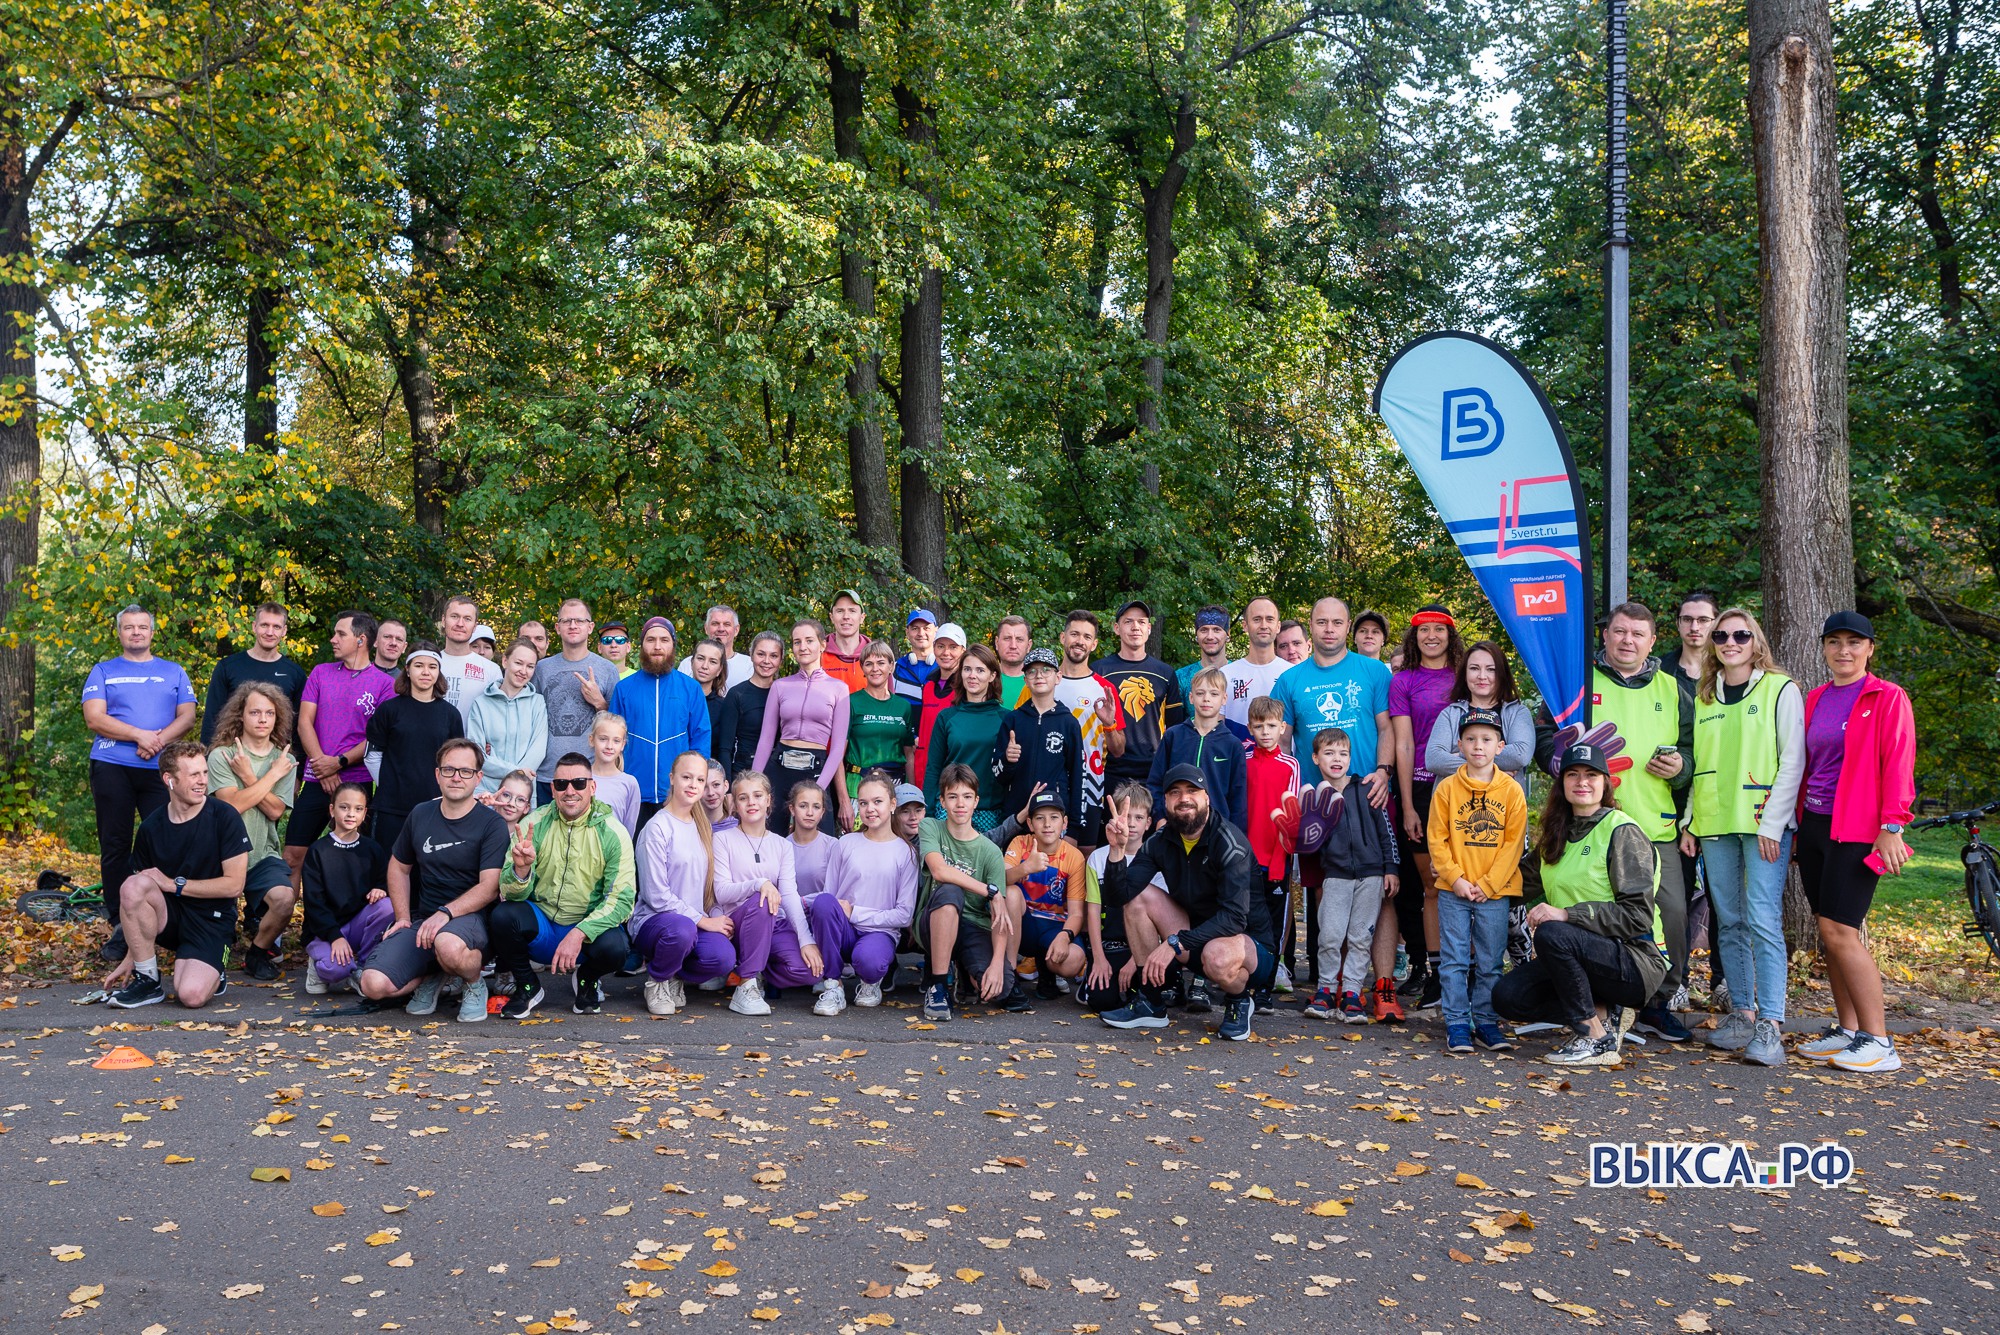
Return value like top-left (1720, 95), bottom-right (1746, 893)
top-left (501, 798), bottom-right (635, 940)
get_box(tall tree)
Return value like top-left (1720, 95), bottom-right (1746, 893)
top-left (1750, 0), bottom-right (1853, 682)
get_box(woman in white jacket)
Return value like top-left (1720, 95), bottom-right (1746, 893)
top-left (466, 639), bottom-right (549, 793)
top-left (1425, 641), bottom-right (1536, 778)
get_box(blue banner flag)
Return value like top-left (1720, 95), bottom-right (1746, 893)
top-left (1373, 332), bottom-right (1595, 728)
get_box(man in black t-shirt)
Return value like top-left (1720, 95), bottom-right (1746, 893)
top-left (200, 603), bottom-right (307, 744)
top-left (105, 742), bottom-right (252, 1010)
top-left (356, 737), bottom-right (509, 1022)
top-left (1093, 600), bottom-right (1184, 790)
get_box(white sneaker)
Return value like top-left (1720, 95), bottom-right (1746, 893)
top-left (665, 979), bottom-right (686, 1011)
top-left (729, 977), bottom-right (772, 1016)
top-left (1274, 965), bottom-right (1295, 996)
top-left (699, 977), bottom-right (726, 992)
top-left (854, 980), bottom-right (883, 1008)
top-left (405, 975), bottom-right (442, 1016)
top-left (1669, 983), bottom-right (1691, 1012)
top-left (304, 957), bottom-right (327, 995)
top-left (813, 984), bottom-right (847, 1016)
top-left (1799, 1023), bottom-right (1857, 1058)
top-left (644, 978), bottom-right (679, 1016)
top-left (1827, 1031), bottom-right (1901, 1073)
top-left (457, 978), bottom-right (489, 1022)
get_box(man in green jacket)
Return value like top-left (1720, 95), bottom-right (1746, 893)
top-left (492, 752), bottom-right (636, 1017)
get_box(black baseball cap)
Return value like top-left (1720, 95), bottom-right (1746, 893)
top-left (1458, 706), bottom-right (1505, 738)
top-left (1353, 608), bottom-right (1389, 635)
top-left (1559, 742), bottom-right (1611, 776)
top-left (1162, 763), bottom-right (1207, 793)
top-left (1820, 610), bottom-right (1875, 641)
top-left (1114, 599), bottom-right (1154, 621)
top-left (1027, 790), bottom-right (1068, 815)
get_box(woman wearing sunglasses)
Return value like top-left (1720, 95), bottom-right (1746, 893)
top-left (1680, 608), bottom-right (1804, 1067)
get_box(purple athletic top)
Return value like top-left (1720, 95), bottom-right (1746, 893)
top-left (302, 662), bottom-right (398, 782)
top-left (1803, 678), bottom-right (1863, 815)
top-left (1389, 666), bottom-right (1458, 783)
top-left (712, 825), bottom-right (810, 942)
top-left (790, 830), bottom-right (836, 900)
top-left (825, 831), bottom-right (920, 933)
top-left (632, 810), bottom-right (708, 930)
top-left (752, 669), bottom-right (852, 787)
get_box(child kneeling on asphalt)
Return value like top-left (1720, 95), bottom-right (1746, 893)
top-left (301, 784), bottom-right (393, 995)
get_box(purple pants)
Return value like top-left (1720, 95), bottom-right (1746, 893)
top-left (306, 898), bottom-right (395, 985)
top-left (808, 895), bottom-right (899, 984)
top-left (633, 897), bottom-right (821, 987)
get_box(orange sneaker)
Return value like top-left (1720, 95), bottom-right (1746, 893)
top-left (1371, 977), bottom-right (1405, 1023)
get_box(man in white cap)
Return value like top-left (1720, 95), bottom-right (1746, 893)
top-left (911, 621), bottom-right (967, 796)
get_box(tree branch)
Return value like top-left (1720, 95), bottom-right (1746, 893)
top-left (0, 98), bottom-right (87, 241)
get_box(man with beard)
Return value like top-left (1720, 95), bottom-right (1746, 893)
top-left (610, 617), bottom-right (712, 830)
top-left (1095, 764), bottom-right (1271, 1040)
top-left (1052, 610), bottom-right (1126, 850)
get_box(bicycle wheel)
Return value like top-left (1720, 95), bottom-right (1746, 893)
top-left (15, 889), bottom-right (75, 923)
top-left (1966, 849), bottom-right (2000, 963)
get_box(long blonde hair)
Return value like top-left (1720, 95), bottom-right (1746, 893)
top-left (670, 750), bottom-right (717, 910)
top-left (1697, 607), bottom-right (1785, 704)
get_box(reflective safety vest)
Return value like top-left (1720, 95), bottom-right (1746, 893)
top-left (1591, 667), bottom-right (1682, 841)
top-left (1540, 809), bottom-right (1665, 947)
top-left (1688, 670), bottom-right (1790, 837)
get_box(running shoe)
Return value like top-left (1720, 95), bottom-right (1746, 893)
top-left (1101, 993), bottom-right (1169, 1030)
top-left (107, 972), bottom-right (164, 1009)
top-left (1218, 993), bottom-right (1254, 1041)
top-left (503, 977), bottom-right (545, 1020)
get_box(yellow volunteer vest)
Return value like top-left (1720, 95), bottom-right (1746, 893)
top-left (1688, 671), bottom-right (1790, 837)
top-left (1591, 666), bottom-right (1682, 841)
top-left (1540, 808), bottom-right (1665, 946)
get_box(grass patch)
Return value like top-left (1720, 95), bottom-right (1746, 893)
top-left (1863, 825), bottom-right (2000, 1005)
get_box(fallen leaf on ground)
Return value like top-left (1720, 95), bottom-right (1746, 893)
top-left (249, 1167), bottom-right (290, 1183)
top-left (387, 1252), bottom-right (414, 1268)
top-left (223, 1283), bottom-right (264, 1299)
top-left (530, 1257), bottom-right (560, 1268)
top-left (1307, 1200), bottom-right (1347, 1217)
top-left (1393, 1162), bottom-right (1428, 1177)
top-left (1455, 1173), bottom-right (1490, 1189)
top-left (312, 1202), bottom-right (346, 1217)
top-left (1019, 1266), bottom-right (1051, 1290)
top-left (67, 1285), bottom-right (104, 1304)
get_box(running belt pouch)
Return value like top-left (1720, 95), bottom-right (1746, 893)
top-left (780, 748), bottom-right (817, 769)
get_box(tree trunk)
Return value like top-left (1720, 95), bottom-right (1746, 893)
top-left (394, 313), bottom-right (449, 539)
top-left (0, 89), bottom-right (39, 760)
top-left (827, 9), bottom-right (896, 565)
top-left (893, 79), bottom-right (947, 608)
top-left (1133, 96), bottom-right (1194, 451)
top-left (1751, 0), bottom-right (1850, 960)
top-left (244, 284), bottom-right (282, 450)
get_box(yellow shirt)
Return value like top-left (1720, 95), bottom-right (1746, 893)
top-left (1426, 767), bottom-right (1527, 899)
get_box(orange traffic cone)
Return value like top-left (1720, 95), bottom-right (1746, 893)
top-left (92, 1045), bottom-right (156, 1070)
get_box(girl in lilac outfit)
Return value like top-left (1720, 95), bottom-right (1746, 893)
top-left (808, 771), bottom-right (920, 1015)
top-left (787, 782), bottom-right (835, 899)
top-left (710, 772), bottom-right (826, 1014)
top-left (630, 752), bottom-right (714, 1016)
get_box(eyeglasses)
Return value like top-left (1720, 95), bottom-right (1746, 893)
top-left (558, 617), bottom-right (590, 627)
top-left (550, 776), bottom-right (592, 792)
top-left (437, 765), bottom-right (479, 779)
top-left (599, 634), bottom-right (629, 646)
top-left (1715, 629), bottom-right (1755, 645)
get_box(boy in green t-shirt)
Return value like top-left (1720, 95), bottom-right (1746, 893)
top-left (917, 764), bottom-right (1027, 1020)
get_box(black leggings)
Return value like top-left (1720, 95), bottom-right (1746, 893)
top-left (1492, 920), bottom-right (1652, 1031)
top-left (91, 760), bottom-right (168, 928)
top-left (1395, 779), bottom-right (1434, 961)
top-left (765, 746), bottom-right (828, 836)
top-left (487, 900), bottom-right (631, 985)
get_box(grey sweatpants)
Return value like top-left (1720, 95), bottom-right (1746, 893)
top-left (1315, 875), bottom-right (1383, 995)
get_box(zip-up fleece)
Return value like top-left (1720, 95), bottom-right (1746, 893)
top-left (501, 798), bottom-right (636, 940)
top-left (465, 679), bottom-right (549, 793)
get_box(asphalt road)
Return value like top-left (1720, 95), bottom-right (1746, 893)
top-left (2, 976), bottom-right (1995, 1335)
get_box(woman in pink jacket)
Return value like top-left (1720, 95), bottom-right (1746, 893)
top-left (1793, 612), bottom-right (1915, 1075)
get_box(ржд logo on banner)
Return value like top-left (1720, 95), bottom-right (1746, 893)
top-left (1374, 333), bottom-right (1596, 728)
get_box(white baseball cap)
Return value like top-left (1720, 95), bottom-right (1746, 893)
top-left (934, 621), bottom-right (967, 647)
top-left (472, 624), bottom-right (497, 643)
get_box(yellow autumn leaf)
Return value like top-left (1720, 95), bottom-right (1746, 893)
top-left (955, 1268), bottom-right (984, 1282)
top-left (701, 1261), bottom-right (737, 1276)
top-left (312, 1202), bottom-right (346, 1217)
top-left (1308, 1199), bottom-right (1347, 1217)
top-left (1455, 1172), bottom-right (1490, 1190)
top-left (1393, 1161), bottom-right (1428, 1176)
top-left (750, 1308), bottom-right (780, 1320)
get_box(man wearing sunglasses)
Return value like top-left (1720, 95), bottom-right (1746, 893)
top-left (598, 621), bottom-right (635, 678)
top-left (489, 753), bottom-right (636, 1018)
top-left (356, 738), bottom-right (510, 1022)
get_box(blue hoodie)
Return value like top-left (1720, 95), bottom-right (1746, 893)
top-left (610, 669), bottom-right (712, 803)
top-left (1147, 719), bottom-right (1249, 832)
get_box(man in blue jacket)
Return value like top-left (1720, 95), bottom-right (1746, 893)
top-left (609, 617), bottom-right (711, 830)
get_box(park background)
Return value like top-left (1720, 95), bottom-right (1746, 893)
top-left (2, 0), bottom-right (1995, 1002)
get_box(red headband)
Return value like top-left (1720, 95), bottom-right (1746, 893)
top-left (1410, 609), bottom-right (1456, 629)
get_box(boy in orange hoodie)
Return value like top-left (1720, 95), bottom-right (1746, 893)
top-left (1427, 708), bottom-right (1527, 1054)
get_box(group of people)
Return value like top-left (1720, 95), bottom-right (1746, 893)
top-left (78, 586), bottom-right (1914, 1069)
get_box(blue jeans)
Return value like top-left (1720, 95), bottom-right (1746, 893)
top-left (1698, 830), bottom-right (1793, 1021)
top-left (1437, 892), bottom-right (1509, 1028)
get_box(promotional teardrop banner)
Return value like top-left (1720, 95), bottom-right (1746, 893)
top-left (1373, 331), bottom-right (1595, 728)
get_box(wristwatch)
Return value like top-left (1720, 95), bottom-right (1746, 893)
top-left (1880, 823), bottom-right (1904, 834)
top-left (984, 882), bottom-right (1000, 901)
top-left (1165, 933), bottom-right (1183, 956)
top-left (172, 876), bottom-right (186, 897)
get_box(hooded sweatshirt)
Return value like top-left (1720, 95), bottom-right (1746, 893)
top-left (631, 808), bottom-right (710, 933)
top-left (500, 798), bottom-right (636, 940)
top-left (995, 697), bottom-right (1083, 822)
top-left (1245, 744), bottom-right (1303, 881)
top-left (464, 678), bottom-right (548, 793)
top-left (611, 668), bottom-right (713, 803)
top-left (1313, 777), bottom-right (1401, 880)
top-left (1427, 766), bottom-right (1528, 898)
top-left (1146, 719), bottom-right (1249, 831)
top-left (827, 831), bottom-right (921, 932)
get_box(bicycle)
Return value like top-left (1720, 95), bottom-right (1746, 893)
top-left (15, 870), bottom-right (106, 925)
top-left (1911, 799), bottom-right (2000, 963)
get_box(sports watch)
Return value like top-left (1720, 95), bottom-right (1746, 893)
top-left (173, 877), bottom-right (186, 896)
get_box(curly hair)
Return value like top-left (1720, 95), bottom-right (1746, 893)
top-left (209, 680), bottom-right (295, 750)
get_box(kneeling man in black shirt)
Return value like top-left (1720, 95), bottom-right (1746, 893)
top-left (105, 741), bottom-right (252, 1009)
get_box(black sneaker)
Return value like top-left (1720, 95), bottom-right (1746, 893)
top-left (1418, 972), bottom-right (1442, 1012)
top-left (502, 976), bottom-right (544, 1020)
top-left (1395, 962), bottom-right (1428, 998)
top-left (1218, 993), bottom-right (1255, 1041)
top-left (1183, 976), bottom-right (1213, 1013)
top-left (107, 973), bottom-right (164, 1009)
top-left (1101, 992), bottom-right (1170, 1030)
top-left (923, 980), bottom-right (953, 1022)
top-left (572, 977), bottom-right (604, 1014)
top-left (212, 977), bottom-right (229, 998)
top-left (98, 927), bottom-right (127, 964)
top-left (242, 946), bottom-right (280, 981)
top-left (1035, 969), bottom-right (1061, 1000)
top-left (1636, 1005), bottom-right (1693, 1043)
top-left (999, 983), bottom-right (1033, 1013)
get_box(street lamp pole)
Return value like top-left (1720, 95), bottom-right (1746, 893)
top-left (1604, 0), bottom-right (1631, 609)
